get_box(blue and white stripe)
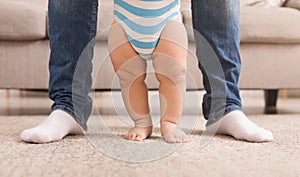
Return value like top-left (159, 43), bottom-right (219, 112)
top-left (114, 0), bottom-right (181, 59)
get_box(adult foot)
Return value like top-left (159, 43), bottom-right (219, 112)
top-left (124, 126), bottom-right (153, 141)
top-left (20, 110), bottom-right (82, 143)
top-left (206, 110), bottom-right (273, 142)
top-left (161, 121), bottom-right (188, 143)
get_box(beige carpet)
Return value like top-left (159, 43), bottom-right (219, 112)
top-left (0, 114), bottom-right (299, 177)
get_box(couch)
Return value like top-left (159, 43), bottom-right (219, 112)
top-left (0, 0), bottom-right (300, 113)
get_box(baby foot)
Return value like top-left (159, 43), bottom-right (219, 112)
top-left (161, 121), bottom-right (189, 143)
top-left (124, 126), bottom-right (153, 141)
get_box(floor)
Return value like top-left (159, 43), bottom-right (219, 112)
top-left (0, 89), bottom-right (299, 177)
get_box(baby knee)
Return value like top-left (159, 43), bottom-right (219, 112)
top-left (152, 54), bottom-right (187, 83)
top-left (117, 58), bottom-right (147, 86)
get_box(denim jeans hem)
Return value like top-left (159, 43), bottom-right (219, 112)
top-left (205, 106), bottom-right (242, 127)
top-left (52, 105), bottom-right (88, 131)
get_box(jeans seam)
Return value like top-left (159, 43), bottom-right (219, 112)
top-left (192, 0), bottom-right (210, 93)
top-left (192, 0), bottom-right (199, 29)
top-left (89, 0), bottom-right (98, 41)
top-left (79, 0), bottom-right (97, 117)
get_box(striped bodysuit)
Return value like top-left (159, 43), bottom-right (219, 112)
top-left (114, 0), bottom-right (181, 59)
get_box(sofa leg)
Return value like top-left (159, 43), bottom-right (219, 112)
top-left (6, 89), bottom-right (10, 99)
top-left (264, 89), bottom-right (278, 114)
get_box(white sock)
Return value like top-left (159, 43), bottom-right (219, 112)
top-left (207, 110), bottom-right (273, 142)
top-left (20, 110), bottom-right (82, 143)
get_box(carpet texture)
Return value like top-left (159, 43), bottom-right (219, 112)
top-left (0, 115), bottom-right (299, 177)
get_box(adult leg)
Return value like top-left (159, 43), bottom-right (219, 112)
top-left (153, 20), bottom-right (188, 143)
top-left (21, 0), bottom-right (99, 143)
top-left (108, 22), bottom-right (152, 141)
top-left (191, 0), bottom-right (273, 142)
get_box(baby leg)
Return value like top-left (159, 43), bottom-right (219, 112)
top-left (152, 20), bottom-right (188, 143)
top-left (108, 22), bottom-right (152, 141)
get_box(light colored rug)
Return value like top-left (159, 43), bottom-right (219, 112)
top-left (0, 114), bottom-right (299, 177)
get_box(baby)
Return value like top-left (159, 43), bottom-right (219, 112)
top-left (108, 0), bottom-right (188, 143)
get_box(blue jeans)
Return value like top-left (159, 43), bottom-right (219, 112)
top-left (191, 0), bottom-right (242, 126)
top-left (48, 0), bottom-right (242, 130)
top-left (48, 0), bottom-right (98, 130)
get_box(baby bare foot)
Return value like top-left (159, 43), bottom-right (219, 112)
top-left (124, 126), bottom-right (153, 141)
top-left (161, 121), bottom-right (189, 143)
